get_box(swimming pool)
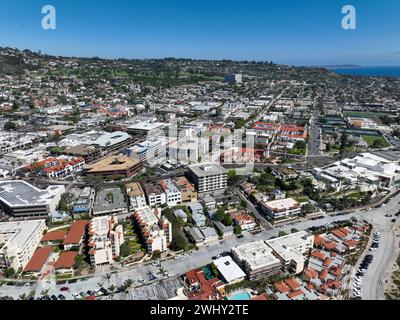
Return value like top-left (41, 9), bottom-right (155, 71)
top-left (227, 292), bottom-right (251, 300)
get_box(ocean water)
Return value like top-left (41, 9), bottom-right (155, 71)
top-left (332, 66), bottom-right (400, 78)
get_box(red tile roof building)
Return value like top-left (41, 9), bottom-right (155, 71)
top-left (54, 251), bottom-right (78, 270)
top-left (63, 220), bottom-right (89, 249)
top-left (23, 247), bottom-right (53, 273)
top-left (252, 122), bottom-right (308, 141)
top-left (42, 230), bottom-right (67, 243)
top-left (184, 268), bottom-right (224, 301)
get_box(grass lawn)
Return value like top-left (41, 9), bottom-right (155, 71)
top-left (346, 191), bottom-right (362, 199)
top-left (361, 135), bottom-right (390, 147)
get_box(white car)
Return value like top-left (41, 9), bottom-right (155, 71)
top-left (72, 293), bottom-right (81, 300)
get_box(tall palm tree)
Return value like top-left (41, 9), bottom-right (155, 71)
top-left (104, 273), bottom-right (112, 286)
top-left (158, 267), bottom-right (167, 280)
top-left (122, 279), bottom-right (134, 293)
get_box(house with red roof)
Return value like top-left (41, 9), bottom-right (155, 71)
top-left (183, 268), bottom-right (224, 301)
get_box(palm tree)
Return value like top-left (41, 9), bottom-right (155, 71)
top-left (158, 266), bottom-right (167, 281)
top-left (104, 273), bottom-right (112, 286)
top-left (122, 279), bottom-right (134, 293)
top-left (108, 285), bottom-right (116, 300)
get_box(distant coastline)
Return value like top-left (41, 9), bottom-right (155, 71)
top-left (329, 66), bottom-right (400, 78)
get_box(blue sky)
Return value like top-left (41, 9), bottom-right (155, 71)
top-left (0, 0), bottom-right (400, 65)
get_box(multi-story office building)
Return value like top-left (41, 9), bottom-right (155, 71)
top-left (125, 137), bottom-right (168, 166)
top-left (224, 74), bottom-right (243, 84)
top-left (127, 121), bottom-right (168, 138)
top-left (88, 216), bottom-right (124, 266)
top-left (187, 163), bottom-right (227, 194)
top-left (84, 155), bottom-right (143, 179)
top-left (0, 180), bottom-right (65, 219)
top-left (0, 220), bottom-right (46, 271)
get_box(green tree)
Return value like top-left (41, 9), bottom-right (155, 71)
top-left (119, 242), bottom-right (131, 257)
top-left (222, 214), bottom-right (233, 226)
top-left (4, 121), bottom-right (17, 131)
top-left (3, 268), bottom-right (15, 278)
top-left (210, 263), bottom-right (219, 277)
top-left (234, 224), bottom-right (242, 235)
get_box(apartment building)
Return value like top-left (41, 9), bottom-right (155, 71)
top-left (187, 163), bottom-right (227, 194)
top-left (174, 176), bottom-right (198, 203)
top-left (132, 206), bottom-right (172, 254)
top-left (0, 220), bottom-right (46, 271)
top-left (262, 198), bottom-right (302, 222)
top-left (0, 180), bottom-right (65, 219)
top-left (25, 156), bottom-right (85, 179)
top-left (266, 231), bottom-right (314, 274)
top-left (72, 187), bottom-right (95, 214)
top-left (88, 216), bottom-right (124, 266)
top-left (142, 181), bottom-right (167, 207)
top-left (232, 241), bottom-right (282, 281)
top-left (159, 179), bottom-right (182, 207)
top-left (126, 182), bottom-right (147, 210)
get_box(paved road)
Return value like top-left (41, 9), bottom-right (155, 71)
top-left (307, 106), bottom-right (321, 157)
top-left (358, 193), bottom-right (400, 300)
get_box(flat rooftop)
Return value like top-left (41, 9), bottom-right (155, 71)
top-left (92, 188), bottom-right (127, 213)
top-left (188, 163), bottom-right (227, 177)
top-left (127, 122), bottom-right (167, 131)
top-left (232, 240), bottom-right (281, 271)
top-left (126, 182), bottom-right (145, 197)
top-left (90, 131), bottom-right (132, 148)
top-left (214, 256), bottom-right (246, 283)
top-left (0, 180), bottom-right (64, 207)
top-left (0, 220), bottom-right (46, 251)
top-left (264, 198), bottom-right (301, 212)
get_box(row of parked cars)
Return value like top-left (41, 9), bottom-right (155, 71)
top-left (353, 232), bottom-right (380, 299)
top-left (370, 231), bottom-right (381, 251)
top-left (174, 250), bottom-right (196, 260)
top-left (72, 287), bottom-right (109, 300)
